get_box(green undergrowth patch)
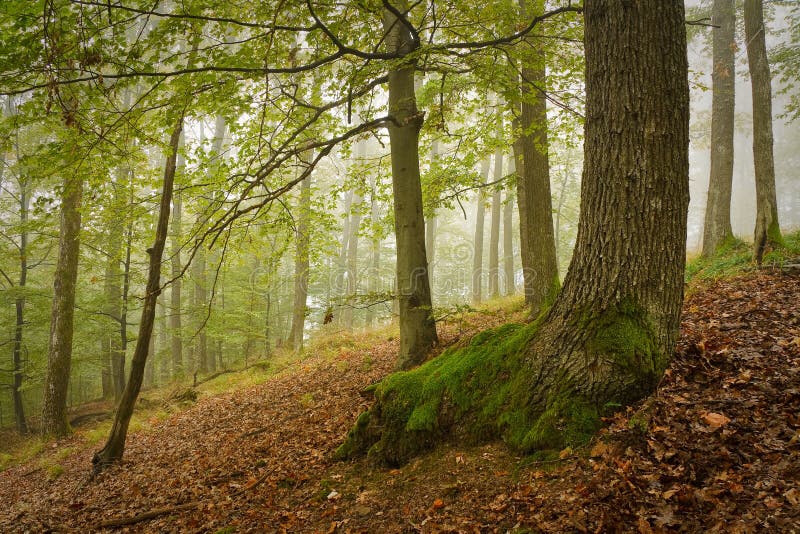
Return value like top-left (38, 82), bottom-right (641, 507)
top-left (685, 230), bottom-right (800, 288)
top-left (685, 237), bottom-right (750, 283)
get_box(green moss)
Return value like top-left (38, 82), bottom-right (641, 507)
top-left (518, 394), bottom-right (601, 451)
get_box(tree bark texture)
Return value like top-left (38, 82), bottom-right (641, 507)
top-left (41, 164), bottom-right (83, 437)
top-left (338, 0), bottom-right (689, 466)
top-left (471, 159), bottom-right (490, 305)
top-left (743, 0), bottom-right (782, 263)
top-left (383, 2), bottom-right (438, 369)
top-left (702, 0), bottom-right (736, 257)
top-left (93, 118), bottom-right (183, 469)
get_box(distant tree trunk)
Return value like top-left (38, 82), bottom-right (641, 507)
top-left (702, 0), bottom-right (736, 257)
top-left (425, 140), bottom-right (440, 287)
top-left (472, 159), bottom-right (490, 305)
top-left (489, 146), bottom-right (503, 299)
top-left (169, 129), bottom-right (184, 377)
top-left (157, 294), bottom-right (169, 383)
top-left (288, 152), bottom-right (311, 351)
top-left (744, 0), bottom-right (782, 263)
top-left (93, 118), bottom-right (183, 469)
top-left (366, 175), bottom-right (382, 327)
top-left (41, 157), bottom-right (83, 437)
top-left (503, 162), bottom-right (515, 296)
top-left (104, 169), bottom-right (126, 402)
top-left (339, 0), bottom-right (690, 467)
top-left (517, 0), bottom-right (559, 316)
top-left (12, 177), bottom-right (29, 434)
top-left (343, 190), bottom-right (362, 329)
top-left (383, 2), bottom-right (438, 369)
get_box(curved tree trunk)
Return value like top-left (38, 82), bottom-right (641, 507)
top-left (92, 118), bottom-right (183, 469)
top-left (701, 0), bottom-right (736, 257)
top-left (383, 2), bottom-right (437, 370)
top-left (338, 0), bottom-right (689, 466)
top-left (41, 161), bottom-right (83, 437)
top-left (744, 0), bottom-right (782, 263)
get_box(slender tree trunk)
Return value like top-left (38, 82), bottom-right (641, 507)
top-left (169, 129), bottom-right (184, 377)
top-left (104, 170), bottom-right (126, 402)
top-left (744, 0), bottom-right (782, 263)
top-left (12, 178), bottom-right (29, 434)
top-left (383, 2), bottom-right (438, 369)
top-left (93, 118), bottom-right (183, 469)
top-left (472, 159), bottom-right (490, 305)
top-left (503, 160), bottom-right (515, 297)
top-left (425, 140), bottom-right (440, 287)
top-left (344, 190), bottom-right (362, 330)
top-left (366, 176), bottom-right (381, 327)
top-left (157, 294), bottom-right (169, 383)
top-left (516, 0), bottom-right (559, 315)
top-left (41, 153), bottom-right (83, 437)
top-left (288, 152), bottom-right (311, 351)
top-left (489, 147), bottom-right (503, 299)
top-left (340, 0), bottom-right (690, 467)
top-left (702, 0), bottom-right (736, 257)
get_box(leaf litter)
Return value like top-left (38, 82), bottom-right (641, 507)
top-left (0, 270), bottom-right (798, 532)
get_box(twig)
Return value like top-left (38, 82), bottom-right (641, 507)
top-left (94, 502), bottom-right (201, 529)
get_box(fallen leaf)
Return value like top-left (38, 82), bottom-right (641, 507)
top-left (702, 412), bottom-right (731, 430)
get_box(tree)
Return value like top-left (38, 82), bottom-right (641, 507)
top-left (488, 111), bottom-right (503, 299)
top-left (92, 117), bottom-right (183, 469)
top-left (471, 159), bottom-right (490, 305)
top-left (337, 0), bottom-right (690, 466)
top-left (287, 154), bottom-right (311, 351)
top-left (382, 1), bottom-right (438, 370)
top-left (515, 0), bottom-right (559, 316)
top-left (744, 0), bottom-right (783, 263)
top-left (702, 0), bottom-right (736, 257)
top-left (41, 139), bottom-right (84, 437)
top-left (169, 129), bottom-right (185, 377)
top-left (503, 156), bottom-right (516, 297)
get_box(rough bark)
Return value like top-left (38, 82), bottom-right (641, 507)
top-left (744, 0), bottom-right (782, 263)
top-left (701, 0), bottom-right (736, 257)
top-left (41, 161), bottom-right (83, 437)
top-left (471, 159), bottom-right (491, 305)
top-left (287, 152), bottom-right (311, 351)
top-left (383, 2), bottom-right (438, 369)
top-left (92, 118), bottom-right (183, 469)
top-left (338, 0), bottom-right (689, 466)
top-left (517, 0), bottom-right (559, 315)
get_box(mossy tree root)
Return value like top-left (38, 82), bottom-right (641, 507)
top-left (336, 305), bottom-right (667, 466)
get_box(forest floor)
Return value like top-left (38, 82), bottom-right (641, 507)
top-left (1, 267), bottom-right (799, 533)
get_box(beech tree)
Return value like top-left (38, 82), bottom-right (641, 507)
top-left (702, 0), bottom-right (736, 257)
top-left (337, 0), bottom-right (690, 466)
top-left (744, 0), bottom-right (783, 263)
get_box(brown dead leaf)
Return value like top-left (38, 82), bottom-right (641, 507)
top-left (702, 412), bottom-right (731, 430)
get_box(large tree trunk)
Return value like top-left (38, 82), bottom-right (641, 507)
top-left (744, 0), bottom-right (782, 263)
top-left (287, 153), bottom-right (311, 351)
top-left (383, 2), bottom-right (438, 370)
top-left (471, 159), bottom-right (490, 305)
top-left (12, 177), bottom-right (29, 434)
top-left (338, 0), bottom-right (689, 467)
top-left (701, 0), bottom-right (736, 257)
top-left (93, 118), bottom-right (183, 469)
top-left (517, 1), bottom-right (559, 316)
top-left (41, 161), bottom-right (83, 437)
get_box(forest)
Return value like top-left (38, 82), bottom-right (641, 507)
top-left (0, 0), bottom-right (799, 532)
